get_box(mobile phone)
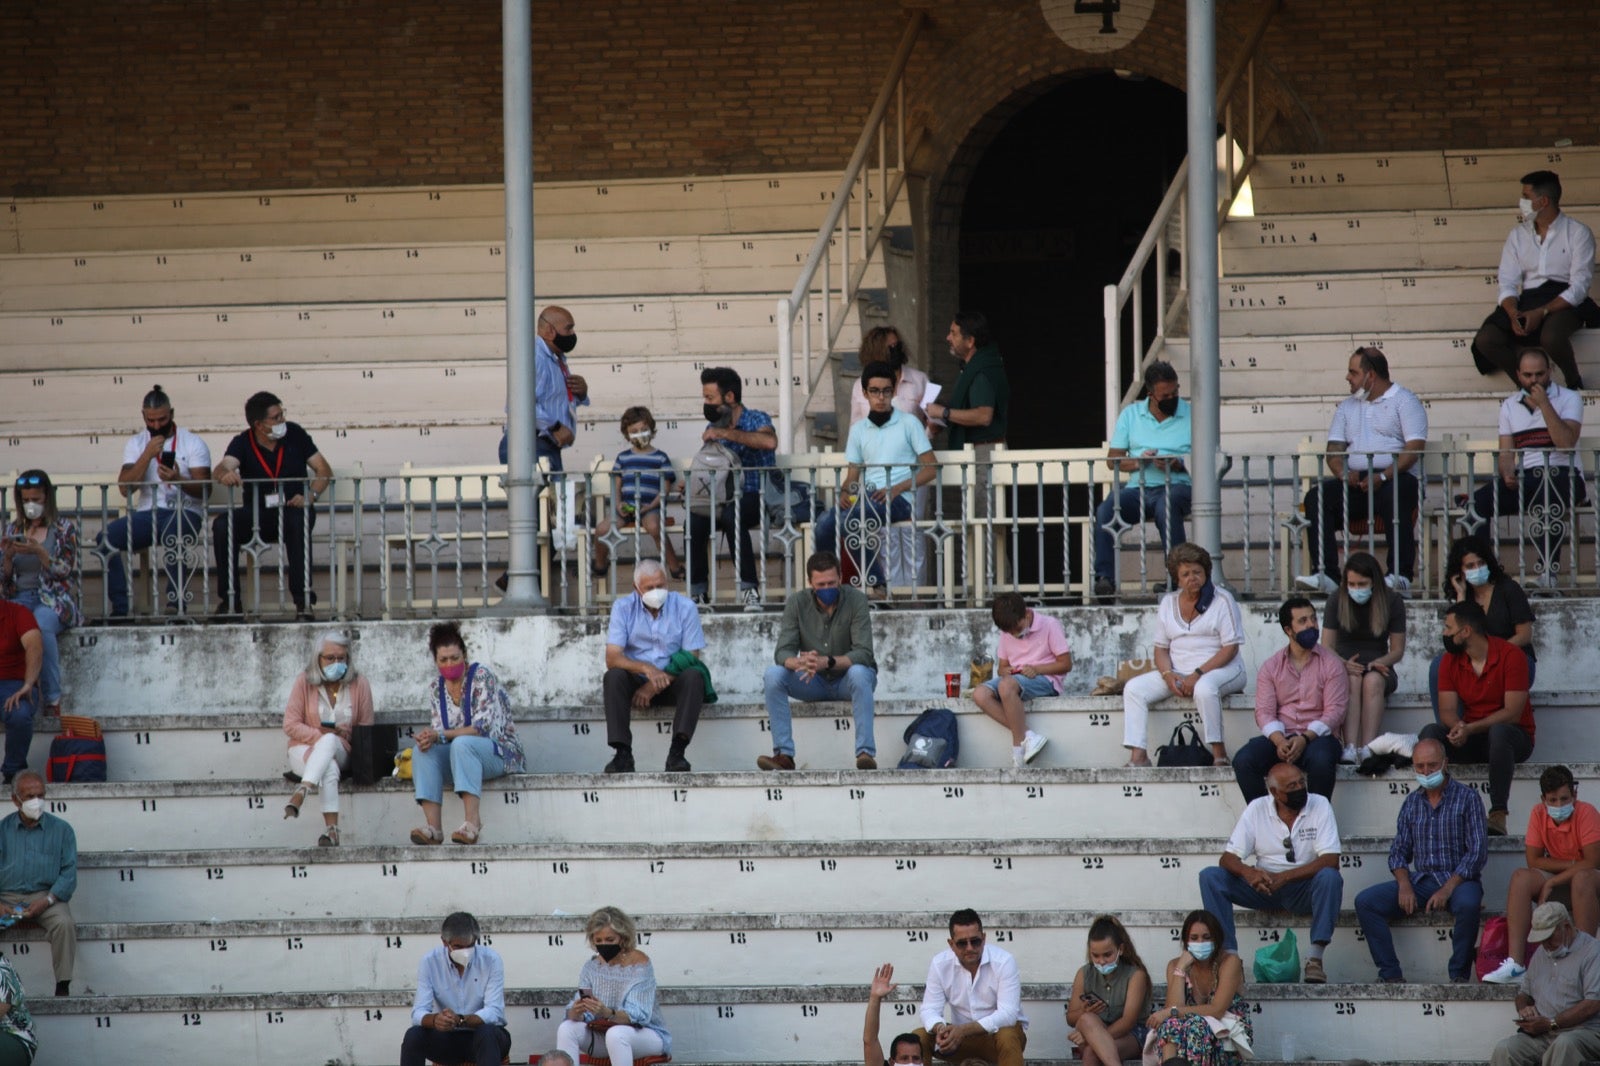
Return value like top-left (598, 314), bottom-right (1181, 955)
top-left (579, 988), bottom-right (593, 999)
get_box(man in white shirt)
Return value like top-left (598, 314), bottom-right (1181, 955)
top-left (1472, 170), bottom-right (1597, 391)
top-left (1295, 349), bottom-right (1428, 596)
top-left (1471, 348), bottom-right (1586, 582)
top-left (1198, 762), bottom-right (1345, 983)
top-left (96, 385), bottom-right (211, 618)
top-left (916, 908), bottom-right (1027, 1066)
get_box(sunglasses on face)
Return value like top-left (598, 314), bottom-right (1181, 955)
top-left (952, 936), bottom-right (984, 949)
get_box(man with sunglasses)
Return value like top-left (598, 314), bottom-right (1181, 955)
top-left (915, 908), bottom-right (1027, 1066)
top-left (211, 391), bottom-right (333, 618)
top-left (1199, 761), bottom-right (1345, 982)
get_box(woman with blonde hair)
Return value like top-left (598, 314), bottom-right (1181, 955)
top-left (555, 906), bottom-right (670, 1066)
top-left (282, 630), bottom-right (375, 846)
top-left (848, 326), bottom-right (930, 428)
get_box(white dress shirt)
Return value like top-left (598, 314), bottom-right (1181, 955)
top-left (1326, 383), bottom-right (1429, 472)
top-left (1499, 382), bottom-right (1584, 471)
top-left (1497, 211), bottom-right (1596, 309)
top-left (919, 942), bottom-right (1028, 1034)
top-left (1224, 792), bottom-right (1342, 875)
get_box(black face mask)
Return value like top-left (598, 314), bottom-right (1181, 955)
top-left (887, 342), bottom-right (907, 367)
top-left (867, 408), bottom-right (893, 427)
top-left (703, 403), bottom-right (731, 427)
top-left (1442, 633), bottom-right (1466, 655)
top-left (1283, 788), bottom-right (1309, 811)
top-left (1156, 396), bottom-right (1180, 416)
top-left (595, 943), bottom-right (623, 961)
top-left (552, 331), bottom-right (578, 354)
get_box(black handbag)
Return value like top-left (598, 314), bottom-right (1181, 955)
top-left (1155, 721), bottom-right (1213, 767)
top-left (350, 724), bottom-right (401, 786)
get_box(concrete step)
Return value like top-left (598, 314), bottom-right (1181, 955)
top-left (67, 837), bottom-right (1526, 924)
top-left (1, 908), bottom-right (1477, 997)
top-left (25, 982), bottom-right (1516, 1064)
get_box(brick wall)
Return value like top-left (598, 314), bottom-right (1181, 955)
top-left (4, 0), bottom-right (1595, 199)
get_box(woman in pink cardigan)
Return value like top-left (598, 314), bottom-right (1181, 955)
top-left (283, 630), bottom-right (374, 846)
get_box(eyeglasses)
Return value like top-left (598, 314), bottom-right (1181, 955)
top-left (14, 476), bottom-right (42, 487)
top-left (952, 936), bottom-right (984, 949)
top-left (1281, 836), bottom-right (1295, 863)
top-left (864, 387), bottom-right (896, 398)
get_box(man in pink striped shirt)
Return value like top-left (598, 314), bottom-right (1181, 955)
top-left (1232, 597), bottom-right (1349, 802)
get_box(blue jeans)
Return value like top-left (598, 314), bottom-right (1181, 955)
top-left (1355, 871), bottom-right (1483, 981)
top-left (979, 674), bottom-right (1058, 700)
top-left (1233, 733), bottom-right (1344, 802)
top-left (1094, 484), bottom-right (1192, 581)
top-left (498, 430), bottom-right (563, 472)
top-left (812, 494), bottom-right (913, 587)
top-left (6, 591), bottom-right (63, 708)
top-left (1198, 864), bottom-right (1343, 950)
top-left (0, 680), bottom-right (37, 779)
top-left (410, 736), bottom-right (506, 803)
top-left (763, 663), bottom-right (877, 757)
top-left (98, 507), bottom-right (205, 615)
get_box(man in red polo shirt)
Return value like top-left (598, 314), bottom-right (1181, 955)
top-left (1420, 599), bottom-right (1534, 837)
top-left (0, 601), bottom-right (42, 786)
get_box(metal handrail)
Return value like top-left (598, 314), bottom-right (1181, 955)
top-left (775, 11), bottom-right (925, 454)
top-left (1102, 0), bottom-right (1285, 435)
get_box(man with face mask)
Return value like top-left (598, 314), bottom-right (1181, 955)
top-left (1353, 738), bottom-right (1486, 983)
top-left (1470, 348), bottom-right (1586, 585)
top-left (1487, 902), bottom-right (1600, 1066)
top-left (498, 305), bottom-right (590, 470)
top-left (601, 559), bottom-right (707, 773)
top-left (98, 384), bottom-right (211, 617)
top-left (1199, 761), bottom-right (1344, 982)
top-left (401, 911), bottom-right (511, 1066)
top-left (212, 390), bottom-right (333, 618)
top-left (1472, 170), bottom-right (1597, 392)
top-left (0, 772), bottom-right (77, 997)
top-left (1094, 359), bottom-right (1192, 599)
top-left (1231, 598), bottom-right (1349, 803)
top-left (1419, 598), bottom-right (1536, 836)
top-left (1295, 348), bottom-right (1428, 597)
top-left (758, 551), bottom-right (878, 770)
top-left (687, 366), bottom-right (776, 609)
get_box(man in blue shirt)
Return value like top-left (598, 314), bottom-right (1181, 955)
top-left (603, 560), bottom-right (708, 773)
top-left (688, 366), bottom-right (777, 610)
top-left (402, 911), bottom-right (511, 1066)
top-left (0, 771), bottom-right (77, 996)
top-left (1094, 360), bottom-right (1192, 599)
top-left (1353, 738), bottom-right (1487, 983)
top-left (498, 304), bottom-right (590, 470)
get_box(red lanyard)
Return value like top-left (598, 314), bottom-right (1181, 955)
top-left (248, 434), bottom-right (286, 484)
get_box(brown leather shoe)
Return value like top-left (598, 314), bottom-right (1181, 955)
top-left (855, 752), bottom-right (877, 770)
top-left (1303, 957), bottom-right (1326, 984)
top-left (1488, 809), bottom-right (1508, 836)
top-left (756, 752), bottom-right (795, 771)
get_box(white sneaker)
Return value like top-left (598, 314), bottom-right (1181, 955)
top-left (1294, 573), bottom-right (1338, 595)
top-left (1384, 574), bottom-right (1411, 597)
top-left (740, 588), bottom-right (763, 612)
top-left (1340, 743), bottom-right (1360, 764)
top-left (1011, 747), bottom-right (1026, 769)
top-left (1480, 957), bottom-right (1526, 984)
top-left (1022, 731), bottom-right (1049, 764)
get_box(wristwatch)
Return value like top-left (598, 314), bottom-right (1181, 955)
top-left (827, 655), bottom-right (836, 670)
top-left (1193, 667), bottom-right (1205, 676)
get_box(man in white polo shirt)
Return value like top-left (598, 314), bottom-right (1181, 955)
top-left (1296, 348), bottom-right (1429, 596)
top-left (1471, 348), bottom-right (1585, 584)
top-left (916, 908), bottom-right (1027, 1066)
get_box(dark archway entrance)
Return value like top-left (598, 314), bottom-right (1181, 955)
top-left (956, 71), bottom-right (1188, 449)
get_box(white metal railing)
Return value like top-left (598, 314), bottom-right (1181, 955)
top-left (776, 11), bottom-right (925, 454)
top-left (1102, 0), bottom-right (1285, 434)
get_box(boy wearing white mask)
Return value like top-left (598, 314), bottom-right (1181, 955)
top-left (401, 911), bottom-right (511, 1066)
top-left (591, 406), bottom-right (681, 579)
top-left (600, 560), bottom-right (707, 773)
top-left (0, 771), bottom-right (77, 997)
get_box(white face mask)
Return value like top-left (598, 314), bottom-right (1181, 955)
top-left (641, 587), bottom-right (669, 610)
top-left (449, 946), bottom-right (475, 968)
top-left (1519, 197), bottom-right (1538, 221)
top-left (268, 422), bottom-right (288, 440)
top-left (21, 502), bottom-right (43, 521)
top-left (18, 799), bottom-right (44, 821)
top-left (628, 431), bottom-right (654, 447)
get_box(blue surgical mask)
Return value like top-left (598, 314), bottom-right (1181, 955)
top-left (1548, 803), bottom-right (1576, 824)
top-left (1464, 566), bottom-right (1490, 587)
top-left (1094, 959), bottom-right (1120, 976)
top-left (814, 587), bottom-right (840, 607)
top-left (1187, 941), bottom-right (1215, 961)
top-left (1347, 586), bottom-right (1373, 605)
top-left (321, 661), bottom-right (348, 683)
top-left (1416, 770), bottom-right (1446, 790)
top-left (1294, 628), bottom-right (1319, 650)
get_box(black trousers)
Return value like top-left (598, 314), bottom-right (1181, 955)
top-left (603, 667), bottom-right (704, 748)
top-left (1417, 721), bottom-right (1532, 812)
top-left (1302, 473), bottom-right (1420, 581)
top-left (399, 1023), bottom-right (511, 1066)
top-left (1472, 285), bottom-right (1587, 389)
top-left (688, 491), bottom-right (764, 591)
top-left (213, 503), bottom-right (317, 609)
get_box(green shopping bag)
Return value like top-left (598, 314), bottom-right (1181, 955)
top-left (1252, 929), bottom-right (1300, 983)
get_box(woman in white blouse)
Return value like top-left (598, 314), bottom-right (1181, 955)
top-left (847, 326), bottom-right (930, 429)
top-left (1121, 543), bottom-right (1247, 767)
top-left (282, 630), bottom-right (375, 846)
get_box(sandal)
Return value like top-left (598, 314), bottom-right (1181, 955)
top-left (318, 825), bottom-right (340, 847)
top-left (409, 824), bottom-right (443, 846)
top-left (284, 784), bottom-right (310, 819)
top-left (1212, 755), bottom-right (1231, 767)
top-left (668, 564), bottom-right (686, 581)
top-left (450, 821), bottom-right (481, 845)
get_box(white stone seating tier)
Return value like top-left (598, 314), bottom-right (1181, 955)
top-left (1, 171), bottom-right (912, 252)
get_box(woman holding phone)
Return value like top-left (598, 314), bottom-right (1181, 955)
top-left (1065, 915), bottom-right (1152, 1066)
top-left (3, 470), bottom-right (81, 723)
top-left (554, 906), bottom-right (670, 1066)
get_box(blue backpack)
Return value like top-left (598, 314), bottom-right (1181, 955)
top-left (898, 708), bottom-right (960, 769)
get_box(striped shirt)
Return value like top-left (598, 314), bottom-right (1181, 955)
top-left (0, 812), bottom-right (76, 901)
top-left (1387, 777), bottom-right (1487, 882)
top-left (613, 447), bottom-right (676, 507)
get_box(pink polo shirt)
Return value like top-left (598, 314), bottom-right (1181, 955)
top-left (996, 610), bottom-right (1071, 694)
top-left (1253, 642), bottom-right (1349, 737)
